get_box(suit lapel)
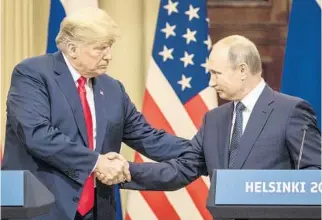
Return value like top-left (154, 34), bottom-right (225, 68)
top-left (233, 86), bottom-right (275, 169)
top-left (92, 78), bottom-right (109, 153)
top-left (218, 102), bottom-right (234, 168)
top-left (53, 52), bottom-right (89, 147)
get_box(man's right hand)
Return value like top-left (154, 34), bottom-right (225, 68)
top-left (94, 152), bottom-right (131, 185)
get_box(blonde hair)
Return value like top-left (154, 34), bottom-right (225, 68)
top-left (56, 7), bottom-right (120, 50)
top-left (215, 35), bottom-right (262, 74)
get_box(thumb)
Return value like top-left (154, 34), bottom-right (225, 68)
top-left (105, 152), bottom-right (121, 160)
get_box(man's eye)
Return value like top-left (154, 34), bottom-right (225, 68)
top-left (95, 46), bottom-right (108, 50)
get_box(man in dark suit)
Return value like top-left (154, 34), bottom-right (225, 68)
top-left (122, 35), bottom-right (321, 192)
top-left (2, 7), bottom-right (189, 220)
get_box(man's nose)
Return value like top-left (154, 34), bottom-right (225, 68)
top-left (209, 74), bottom-right (217, 87)
top-left (103, 48), bottom-right (112, 60)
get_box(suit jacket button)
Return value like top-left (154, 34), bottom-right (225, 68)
top-left (72, 197), bottom-right (79, 203)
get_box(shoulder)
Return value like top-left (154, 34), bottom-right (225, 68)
top-left (95, 73), bottom-right (125, 92)
top-left (207, 102), bottom-right (233, 118)
top-left (13, 53), bottom-right (55, 78)
top-left (272, 90), bottom-right (311, 115)
top-left (11, 54), bottom-right (56, 84)
top-left (16, 53), bottom-right (54, 71)
top-left (267, 89), bottom-right (317, 125)
top-left (273, 90), bottom-right (304, 106)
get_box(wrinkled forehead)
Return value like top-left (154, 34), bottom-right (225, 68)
top-left (81, 39), bottom-right (114, 48)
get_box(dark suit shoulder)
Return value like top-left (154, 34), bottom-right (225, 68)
top-left (14, 53), bottom-right (55, 78)
top-left (274, 90), bottom-right (304, 103)
top-left (206, 101), bottom-right (233, 117)
top-left (95, 73), bottom-right (128, 96)
top-left (96, 73), bottom-right (117, 84)
top-left (17, 53), bottom-right (54, 68)
top-left (273, 90), bottom-right (306, 110)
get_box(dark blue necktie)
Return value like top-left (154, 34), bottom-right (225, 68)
top-left (229, 102), bottom-right (245, 168)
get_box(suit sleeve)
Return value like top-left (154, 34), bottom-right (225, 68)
top-left (121, 116), bottom-right (208, 191)
top-left (286, 100), bottom-right (321, 169)
top-left (118, 82), bottom-right (190, 161)
top-left (6, 63), bottom-right (99, 185)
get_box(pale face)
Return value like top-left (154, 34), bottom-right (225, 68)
top-left (208, 47), bottom-right (244, 101)
top-left (69, 42), bottom-right (113, 78)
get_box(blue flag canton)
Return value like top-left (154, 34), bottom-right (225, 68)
top-left (152, 0), bottom-right (211, 104)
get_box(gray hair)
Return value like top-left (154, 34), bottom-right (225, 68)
top-left (217, 35), bottom-right (262, 74)
top-left (56, 7), bottom-right (120, 50)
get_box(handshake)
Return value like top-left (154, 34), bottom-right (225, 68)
top-left (94, 152), bottom-right (131, 185)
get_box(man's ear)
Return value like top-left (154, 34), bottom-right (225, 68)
top-left (239, 63), bottom-right (248, 81)
top-left (66, 42), bottom-right (78, 59)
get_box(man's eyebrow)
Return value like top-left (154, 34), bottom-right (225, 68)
top-left (211, 69), bottom-right (222, 74)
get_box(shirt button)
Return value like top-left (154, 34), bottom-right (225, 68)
top-left (72, 196), bottom-right (79, 203)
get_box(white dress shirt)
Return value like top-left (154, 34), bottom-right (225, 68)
top-left (230, 79), bottom-right (266, 144)
top-left (63, 54), bottom-right (99, 186)
top-left (62, 54), bottom-right (97, 151)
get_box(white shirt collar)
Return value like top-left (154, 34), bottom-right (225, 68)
top-left (62, 53), bottom-right (90, 85)
top-left (234, 78), bottom-right (266, 112)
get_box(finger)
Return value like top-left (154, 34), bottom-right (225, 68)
top-left (103, 179), bottom-right (112, 185)
top-left (95, 170), bottom-right (103, 176)
top-left (106, 181), bottom-right (113, 185)
top-left (109, 153), bottom-right (126, 162)
top-left (112, 171), bottom-right (123, 183)
top-left (108, 169), bottom-right (117, 178)
top-left (105, 172), bottom-right (114, 181)
top-left (95, 171), bottom-right (104, 180)
top-left (111, 161), bottom-right (123, 177)
top-left (111, 178), bottom-right (119, 185)
top-left (124, 171), bottom-right (131, 182)
top-left (101, 173), bottom-right (113, 184)
top-left (102, 175), bottom-right (115, 185)
top-left (122, 162), bottom-right (131, 182)
top-left (123, 168), bottom-right (131, 182)
top-left (105, 152), bottom-right (121, 160)
top-left (96, 173), bottom-right (105, 181)
top-left (116, 174), bottom-right (125, 183)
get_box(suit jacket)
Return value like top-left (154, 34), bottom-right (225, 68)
top-left (123, 85), bottom-right (321, 192)
top-left (2, 52), bottom-right (189, 220)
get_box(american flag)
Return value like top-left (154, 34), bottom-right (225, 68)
top-left (126, 0), bottom-right (217, 219)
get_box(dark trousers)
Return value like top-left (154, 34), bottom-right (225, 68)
top-left (74, 210), bottom-right (96, 220)
top-left (74, 190), bottom-right (97, 220)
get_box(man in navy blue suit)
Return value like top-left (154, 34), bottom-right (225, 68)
top-left (122, 35), bottom-right (321, 192)
top-left (2, 7), bottom-right (189, 220)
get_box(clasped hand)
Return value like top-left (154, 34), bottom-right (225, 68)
top-left (95, 152), bottom-right (131, 185)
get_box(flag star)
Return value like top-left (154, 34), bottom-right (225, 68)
top-left (185, 5), bottom-right (200, 21)
top-left (161, 22), bottom-right (176, 39)
top-left (182, 28), bottom-right (197, 44)
top-left (163, 0), bottom-right (179, 16)
top-left (201, 58), bottom-right (211, 74)
top-left (206, 18), bottom-right (210, 28)
top-left (178, 74), bottom-right (192, 91)
top-left (159, 46), bottom-right (174, 62)
top-left (180, 51), bottom-right (194, 67)
top-left (204, 35), bottom-right (212, 50)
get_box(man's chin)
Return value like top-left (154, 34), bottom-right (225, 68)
top-left (217, 91), bottom-right (225, 98)
top-left (217, 92), bottom-right (232, 101)
top-left (93, 70), bottom-right (106, 76)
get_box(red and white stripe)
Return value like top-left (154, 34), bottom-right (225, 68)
top-left (126, 58), bottom-right (218, 220)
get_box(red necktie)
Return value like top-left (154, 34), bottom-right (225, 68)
top-left (77, 76), bottom-right (94, 216)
